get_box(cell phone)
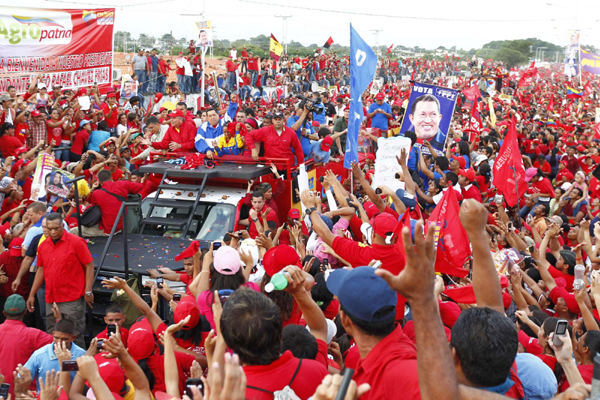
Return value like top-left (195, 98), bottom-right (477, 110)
top-left (0, 384), bottom-right (9, 399)
top-left (319, 176), bottom-right (324, 183)
top-left (97, 339), bottom-right (104, 352)
top-left (507, 222), bottom-right (513, 230)
top-left (375, 188), bottom-right (382, 195)
top-left (173, 293), bottom-right (181, 302)
top-left (156, 277), bottom-right (163, 289)
top-left (218, 289), bottom-right (234, 305)
top-left (283, 222), bottom-right (288, 229)
top-left (62, 360), bottom-right (79, 371)
top-left (107, 324), bottom-right (117, 336)
top-left (553, 319), bottom-right (569, 347)
top-left (334, 368), bottom-right (354, 400)
top-left (322, 258), bottom-right (329, 270)
top-left (185, 378), bottom-right (204, 398)
top-left (212, 241), bottom-right (222, 255)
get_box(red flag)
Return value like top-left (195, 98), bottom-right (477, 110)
top-left (387, 44), bottom-right (393, 54)
top-left (323, 37), bottom-right (334, 49)
top-left (462, 85), bottom-right (481, 102)
top-left (443, 284), bottom-right (476, 304)
top-left (427, 189), bottom-right (470, 278)
top-left (518, 61), bottom-right (538, 87)
top-left (594, 122), bottom-right (600, 138)
top-left (492, 118), bottom-right (527, 207)
top-left (445, 53), bottom-right (449, 61)
top-left (547, 95), bottom-right (554, 112)
top-left (469, 100), bottom-right (482, 133)
top-left (584, 81), bottom-right (593, 96)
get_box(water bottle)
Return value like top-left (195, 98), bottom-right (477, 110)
top-left (573, 264), bottom-right (585, 291)
top-left (264, 271), bottom-right (289, 293)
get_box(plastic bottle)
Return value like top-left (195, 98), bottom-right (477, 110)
top-left (573, 264), bottom-right (585, 291)
top-left (264, 271), bottom-right (289, 293)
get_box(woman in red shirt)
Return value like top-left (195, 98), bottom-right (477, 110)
top-left (46, 108), bottom-right (73, 161)
top-left (0, 123), bottom-right (24, 158)
top-left (69, 120), bottom-right (91, 162)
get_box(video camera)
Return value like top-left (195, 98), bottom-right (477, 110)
top-left (296, 95), bottom-right (325, 115)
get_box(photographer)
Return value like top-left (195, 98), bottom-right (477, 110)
top-left (311, 92), bottom-right (327, 125)
top-left (288, 101), bottom-right (319, 157)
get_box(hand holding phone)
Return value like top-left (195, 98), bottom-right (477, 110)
top-left (552, 320), bottom-right (569, 347)
top-left (62, 360), bottom-right (79, 371)
top-left (185, 378), bottom-right (204, 398)
top-left (156, 277), bottom-right (163, 289)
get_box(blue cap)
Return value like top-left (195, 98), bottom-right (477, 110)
top-left (320, 215), bottom-right (333, 231)
top-left (326, 267), bottom-right (397, 322)
top-left (395, 188), bottom-right (417, 210)
top-left (79, 119), bottom-right (91, 128)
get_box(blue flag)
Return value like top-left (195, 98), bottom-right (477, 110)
top-left (344, 24), bottom-right (378, 169)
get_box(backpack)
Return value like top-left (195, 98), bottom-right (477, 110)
top-left (247, 359), bottom-right (303, 400)
top-left (81, 188), bottom-right (141, 232)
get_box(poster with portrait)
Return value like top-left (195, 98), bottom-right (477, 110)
top-left (30, 153), bottom-right (55, 201)
top-left (120, 74), bottom-right (138, 100)
top-left (195, 21), bottom-right (213, 48)
top-left (47, 169), bottom-right (74, 200)
top-left (398, 82), bottom-right (459, 155)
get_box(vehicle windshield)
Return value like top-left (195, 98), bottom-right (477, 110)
top-left (141, 199), bottom-right (236, 240)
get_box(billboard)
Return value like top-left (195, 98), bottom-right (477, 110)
top-left (0, 6), bottom-right (115, 93)
top-left (398, 82), bottom-right (459, 153)
top-left (195, 20), bottom-right (213, 48)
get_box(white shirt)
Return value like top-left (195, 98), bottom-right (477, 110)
top-left (230, 49), bottom-right (237, 59)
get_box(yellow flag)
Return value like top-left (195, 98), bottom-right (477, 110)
top-left (488, 97), bottom-right (496, 128)
top-left (270, 34), bottom-right (283, 61)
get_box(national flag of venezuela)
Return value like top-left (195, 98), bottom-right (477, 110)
top-left (567, 86), bottom-right (582, 99)
top-left (269, 34), bottom-right (283, 61)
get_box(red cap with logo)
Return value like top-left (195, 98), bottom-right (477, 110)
top-left (168, 109), bottom-right (185, 119)
top-left (459, 169), bottom-right (476, 183)
top-left (127, 319), bottom-right (156, 360)
top-left (9, 237), bottom-right (23, 257)
top-left (174, 296), bottom-right (200, 330)
top-left (321, 136), bottom-right (333, 152)
top-left (288, 208), bottom-right (300, 219)
top-left (369, 213), bottom-right (398, 244)
top-left (175, 240), bottom-right (200, 261)
top-left (375, 93), bottom-right (385, 100)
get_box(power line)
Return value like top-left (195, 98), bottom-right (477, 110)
top-left (239, 0), bottom-right (568, 22)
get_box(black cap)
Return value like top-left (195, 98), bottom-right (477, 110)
top-left (273, 111), bottom-right (284, 119)
top-left (131, 170), bottom-right (143, 177)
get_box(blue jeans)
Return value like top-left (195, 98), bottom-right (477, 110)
top-left (135, 70), bottom-right (147, 93)
top-left (227, 72), bottom-right (236, 91)
top-left (148, 71), bottom-right (157, 92)
top-left (183, 76), bottom-right (191, 93)
top-left (250, 70), bottom-right (258, 86)
top-left (192, 74), bottom-right (200, 92)
top-left (156, 74), bottom-right (166, 94)
top-left (177, 74), bottom-right (184, 91)
top-left (240, 85), bottom-right (251, 100)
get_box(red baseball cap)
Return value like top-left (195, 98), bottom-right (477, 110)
top-left (369, 212), bottom-right (397, 243)
top-left (262, 245), bottom-right (302, 277)
top-left (15, 147), bottom-right (28, 157)
top-left (321, 136), bottom-right (333, 152)
top-left (288, 208), bottom-right (300, 219)
top-left (30, 110), bottom-right (42, 117)
top-left (363, 201), bottom-right (379, 219)
top-left (375, 93), bottom-right (385, 100)
top-left (168, 109), bottom-right (185, 119)
top-left (175, 240), bottom-right (200, 261)
top-left (9, 237), bottom-right (23, 257)
top-left (174, 296), bottom-right (200, 330)
top-left (311, 121), bottom-right (320, 128)
top-left (459, 169), bottom-right (476, 183)
top-left (93, 355), bottom-right (126, 394)
top-left (127, 320), bottom-right (156, 360)
top-left (452, 155), bottom-right (466, 169)
top-left (154, 93), bottom-right (163, 103)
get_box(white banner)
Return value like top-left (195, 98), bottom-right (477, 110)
top-left (372, 136), bottom-right (412, 192)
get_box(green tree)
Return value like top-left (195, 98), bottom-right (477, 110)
top-left (493, 47), bottom-right (528, 67)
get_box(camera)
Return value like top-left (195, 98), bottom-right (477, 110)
top-left (296, 95), bottom-right (324, 114)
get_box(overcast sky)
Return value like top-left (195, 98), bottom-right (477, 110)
top-left (4, 0), bottom-right (600, 51)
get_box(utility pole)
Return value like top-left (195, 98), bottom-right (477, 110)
top-left (170, 30), bottom-right (173, 56)
top-left (370, 29), bottom-right (382, 56)
top-left (275, 15), bottom-right (292, 54)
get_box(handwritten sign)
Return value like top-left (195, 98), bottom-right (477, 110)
top-left (372, 136), bottom-right (412, 192)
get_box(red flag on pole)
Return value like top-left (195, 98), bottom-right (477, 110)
top-left (427, 189), bottom-right (470, 278)
top-left (547, 95), bottom-right (554, 112)
top-left (462, 85), bottom-right (482, 102)
top-left (469, 100), bottom-right (482, 133)
top-left (323, 37), bottom-right (334, 49)
top-left (584, 81), bottom-right (593, 96)
top-left (518, 61), bottom-right (538, 87)
top-left (492, 118), bottom-right (527, 207)
top-left (387, 44), bottom-right (393, 54)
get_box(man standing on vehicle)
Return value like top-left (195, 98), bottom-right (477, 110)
top-left (246, 111), bottom-right (305, 170)
top-left (195, 102), bottom-right (238, 159)
top-left (150, 110), bottom-right (197, 154)
top-left (238, 191), bottom-right (278, 239)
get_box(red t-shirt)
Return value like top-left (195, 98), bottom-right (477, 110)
top-left (88, 180), bottom-right (143, 233)
top-left (248, 207), bottom-right (278, 239)
top-left (70, 130), bottom-right (89, 155)
top-left (331, 236), bottom-right (407, 319)
top-left (46, 121), bottom-right (63, 146)
top-left (244, 351), bottom-right (328, 400)
top-left (100, 103), bottom-right (119, 128)
top-left (559, 364), bottom-right (593, 392)
top-left (14, 122), bottom-right (28, 144)
top-left (0, 135), bottom-right (24, 158)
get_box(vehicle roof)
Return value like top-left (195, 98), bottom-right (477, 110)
top-left (146, 185), bottom-right (246, 206)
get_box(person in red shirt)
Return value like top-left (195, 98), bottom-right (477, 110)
top-left (559, 330), bottom-right (600, 392)
top-left (0, 123), bottom-right (25, 159)
top-left (555, 161), bottom-right (574, 184)
top-left (100, 93), bottom-right (119, 134)
top-left (149, 110), bottom-right (196, 154)
top-left (525, 168), bottom-right (555, 203)
top-left (220, 285), bottom-right (328, 400)
top-left (130, 170), bottom-right (158, 199)
top-left (28, 213), bottom-right (94, 348)
top-left (242, 191), bottom-right (278, 239)
top-left (325, 267), bottom-right (420, 400)
top-left (247, 51), bottom-right (259, 86)
top-left (77, 169), bottom-right (143, 237)
top-left (245, 111), bottom-right (304, 168)
top-left (0, 295), bottom-right (52, 399)
top-left (69, 119), bottom-right (91, 162)
top-left (458, 169), bottom-right (482, 202)
top-left (533, 154), bottom-right (551, 177)
top-left (95, 303), bottom-right (130, 346)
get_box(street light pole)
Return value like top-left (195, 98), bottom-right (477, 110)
top-left (370, 29), bottom-right (382, 56)
top-left (275, 15), bottom-right (292, 55)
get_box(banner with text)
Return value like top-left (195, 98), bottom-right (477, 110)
top-left (0, 6), bottom-right (115, 93)
top-left (372, 136), bottom-right (412, 192)
top-left (398, 82), bottom-right (458, 154)
top-left (580, 49), bottom-right (600, 75)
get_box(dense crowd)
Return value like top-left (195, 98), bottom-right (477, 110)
top-left (0, 43), bottom-right (599, 400)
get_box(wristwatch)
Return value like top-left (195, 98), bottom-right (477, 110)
top-left (305, 207), bottom-right (317, 216)
top-left (85, 291), bottom-right (93, 297)
top-left (252, 218), bottom-right (258, 222)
